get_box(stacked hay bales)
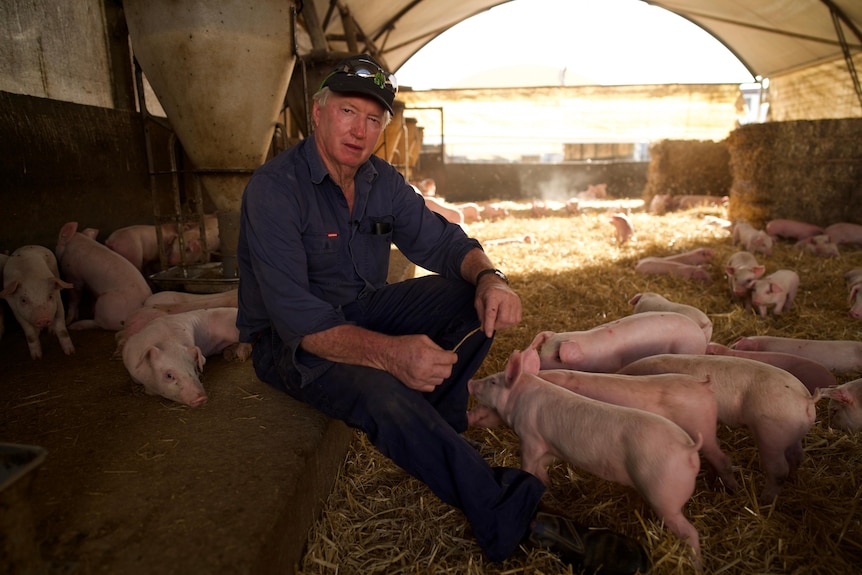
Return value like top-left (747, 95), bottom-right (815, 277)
top-left (643, 139), bottom-right (732, 205)
top-left (726, 119), bottom-right (862, 228)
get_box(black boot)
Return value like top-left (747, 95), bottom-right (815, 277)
top-left (527, 511), bottom-right (652, 575)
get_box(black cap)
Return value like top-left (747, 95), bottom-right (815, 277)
top-left (320, 54), bottom-right (397, 114)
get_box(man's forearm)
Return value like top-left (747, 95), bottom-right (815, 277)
top-left (300, 324), bottom-right (390, 369)
top-left (460, 247), bottom-right (499, 285)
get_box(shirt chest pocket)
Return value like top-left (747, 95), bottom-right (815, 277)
top-left (302, 233), bottom-right (340, 275)
top-left (303, 233), bottom-right (338, 254)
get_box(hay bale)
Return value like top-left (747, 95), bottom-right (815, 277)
top-left (726, 119), bottom-right (862, 228)
top-left (643, 139), bottom-right (732, 205)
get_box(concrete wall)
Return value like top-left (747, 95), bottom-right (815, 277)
top-left (0, 91), bottom-right (170, 251)
top-left (0, 0), bottom-right (134, 110)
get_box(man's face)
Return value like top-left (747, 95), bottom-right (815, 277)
top-left (313, 92), bottom-right (386, 172)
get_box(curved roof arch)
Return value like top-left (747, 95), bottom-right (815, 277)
top-left (299, 0), bottom-right (862, 81)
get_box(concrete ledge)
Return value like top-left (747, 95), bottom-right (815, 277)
top-left (0, 327), bottom-right (352, 574)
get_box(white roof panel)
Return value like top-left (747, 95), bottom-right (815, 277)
top-left (301, 0), bottom-right (861, 79)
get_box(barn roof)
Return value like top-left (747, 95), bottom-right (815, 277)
top-left (301, 0), bottom-right (862, 81)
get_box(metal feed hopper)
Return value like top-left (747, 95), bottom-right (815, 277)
top-left (124, 0), bottom-right (296, 280)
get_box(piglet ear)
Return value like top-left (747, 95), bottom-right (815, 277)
top-left (753, 265), bottom-right (766, 278)
top-left (467, 404), bottom-right (505, 428)
top-left (504, 349), bottom-right (522, 384)
top-left (822, 386), bottom-right (853, 406)
top-left (770, 282), bottom-right (784, 294)
top-left (0, 279), bottom-right (20, 298)
top-left (59, 221), bottom-right (78, 241)
top-left (137, 346), bottom-right (160, 369)
top-left (191, 345), bottom-right (206, 371)
top-left (529, 330), bottom-right (554, 350)
top-left (850, 284), bottom-right (860, 304)
top-left (521, 347), bottom-right (541, 375)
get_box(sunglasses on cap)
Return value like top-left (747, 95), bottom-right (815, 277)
top-left (320, 56), bottom-right (398, 95)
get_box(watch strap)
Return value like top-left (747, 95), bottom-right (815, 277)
top-left (475, 268), bottom-right (507, 284)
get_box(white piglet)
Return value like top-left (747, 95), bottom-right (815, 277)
top-left (530, 311), bottom-right (708, 372)
top-left (725, 251), bottom-right (765, 306)
top-left (0, 245), bottom-right (75, 359)
top-left (54, 222), bottom-right (152, 331)
top-left (628, 292), bottom-right (712, 344)
top-left (468, 347), bottom-right (703, 562)
top-left (731, 335), bottom-right (862, 374)
top-left (733, 222), bottom-right (773, 256)
top-left (535, 369), bottom-right (737, 491)
top-left (750, 269), bottom-right (799, 317)
top-left (121, 307), bottom-right (247, 407)
top-left (619, 353), bottom-right (822, 502)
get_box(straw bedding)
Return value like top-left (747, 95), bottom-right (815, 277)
top-left (296, 201), bottom-right (862, 574)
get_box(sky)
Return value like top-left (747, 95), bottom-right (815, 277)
top-left (395, 0), bottom-right (755, 90)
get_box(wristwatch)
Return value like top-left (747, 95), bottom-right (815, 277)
top-left (476, 268), bottom-right (508, 285)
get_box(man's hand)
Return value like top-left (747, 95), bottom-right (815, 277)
top-left (475, 279), bottom-right (522, 337)
top-left (379, 334), bottom-right (459, 392)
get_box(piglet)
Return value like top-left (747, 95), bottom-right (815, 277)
top-left (634, 257), bottom-right (711, 282)
top-left (105, 223), bottom-right (179, 272)
top-left (846, 268), bottom-right (862, 320)
top-left (609, 212), bottom-right (634, 245)
top-left (820, 378), bottom-right (862, 432)
top-left (468, 347), bottom-right (703, 560)
top-left (733, 222), bottom-right (773, 256)
top-left (121, 307), bottom-right (247, 407)
top-left (765, 219), bottom-right (824, 241)
top-left (825, 222), bottom-right (862, 247)
top-left (725, 251), bottom-right (765, 306)
top-left (54, 222), bottom-right (152, 331)
top-left (619, 353), bottom-right (822, 502)
top-left (794, 235), bottom-right (840, 258)
top-left (629, 292), bottom-right (712, 344)
top-left (845, 267), bottom-right (862, 287)
top-left (144, 289), bottom-right (238, 314)
top-left (536, 369), bottom-right (736, 491)
top-left (0, 245), bottom-right (75, 359)
top-left (531, 311), bottom-right (708, 372)
top-left (706, 342), bottom-right (837, 394)
top-left (750, 269), bottom-right (799, 317)
top-left (731, 335), bottom-right (862, 374)
top-left (659, 248), bottom-right (715, 266)
top-left (648, 194), bottom-right (672, 214)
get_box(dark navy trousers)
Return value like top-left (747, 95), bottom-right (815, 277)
top-left (251, 274), bottom-right (546, 561)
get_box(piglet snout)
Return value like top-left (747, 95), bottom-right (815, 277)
top-left (187, 395), bottom-right (208, 408)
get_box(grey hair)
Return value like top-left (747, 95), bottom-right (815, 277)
top-left (313, 86), bottom-right (392, 127)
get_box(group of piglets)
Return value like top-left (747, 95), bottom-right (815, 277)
top-left (0, 220), bottom-right (248, 408)
top-left (468, 273), bottom-right (860, 565)
top-left (709, 217), bottom-right (862, 433)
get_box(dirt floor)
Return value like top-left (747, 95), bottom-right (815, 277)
top-left (0, 321), bottom-right (351, 575)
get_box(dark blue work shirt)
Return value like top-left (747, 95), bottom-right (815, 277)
top-left (236, 133), bottom-right (481, 384)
